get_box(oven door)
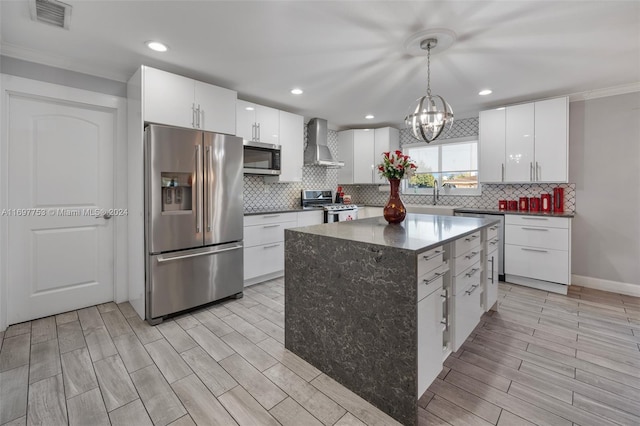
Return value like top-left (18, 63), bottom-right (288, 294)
top-left (326, 208), bottom-right (358, 223)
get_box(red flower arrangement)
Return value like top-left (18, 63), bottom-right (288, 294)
top-left (377, 150), bottom-right (418, 180)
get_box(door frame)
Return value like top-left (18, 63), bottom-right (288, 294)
top-left (0, 74), bottom-right (128, 331)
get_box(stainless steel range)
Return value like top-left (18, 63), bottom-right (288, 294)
top-left (301, 190), bottom-right (358, 223)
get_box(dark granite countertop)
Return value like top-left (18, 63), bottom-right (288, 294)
top-left (244, 206), bottom-right (323, 216)
top-left (287, 213), bottom-right (498, 253)
top-left (454, 207), bottom-right (575, 218)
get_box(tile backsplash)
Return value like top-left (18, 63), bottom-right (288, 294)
top-left (243, 118), bottom-right (576, 213)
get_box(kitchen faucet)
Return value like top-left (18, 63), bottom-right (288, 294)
top-left (433, 179), bottom-right (439, 205)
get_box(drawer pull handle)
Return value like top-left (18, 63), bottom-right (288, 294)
top-left (465, 234), bottom-right (479, 242)
top-left (263, 224), bottom-right (280, 228)
top-left (423, 272), bottom-right (444, 285)
top-left (440, 288), bottom-right (449, 330)
top-left (465, 251), bottom-right (479, 260)
top-left (521, 247), bottom-right (548, 253)
top-left (521, 227), bottom-right (548, 231)
top-left (465, 284), bottom-right (479, 295)
top-left (521, 217), bottom-right (548, 220)
top-left (489, 225), bottom-right (498, 231)
top-left (262, 214), bottom-right (281, 218)
top-left (422, 250), bottom-right (443, 261)
top-left (465, 268), bottom-right (480, 278)
top-left (263, 244), bottom-right (280, 249)
top-left (489, 239), bottom-right (499, 245)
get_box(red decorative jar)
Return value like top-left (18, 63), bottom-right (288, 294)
top-left (530, 197), bottom-right (541, 212)
top-left (498, 200), bottom-right (507, 210)
top-left (541, 193), bottom-right (552, 213)
top-left (519, 197), bottom-right (529, 212)
top-left (508, 200), bottom-right (518, 211)
top-left (383, 178), bottom-right (406, 224)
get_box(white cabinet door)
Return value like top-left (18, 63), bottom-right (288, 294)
top-left (236, 100), bottom-right (258, 141)
top-left (505, 103), bottom-right (535, 182)
top-left (479, 108), bottom-right (506, 182)
top-left (418, 289), bottom-right (444, 396)
top-left (484, 250), bottom-right (499, 311)
top-left (534, 97), bottom-right (568, 182)
top-left (275, 110), bottom-right (303, 182)
top-left (244, 243), bottom-right (284, 281)
top-left (255, 105), bottom-right (280, 144)
top-left (143, 66), bottom-right (195, 129)
top-left (297, 210), bottom-right (324, 227)
top-left (452, 282), bottom-right (482, 350)
top-left (505, 244), bottom-right (569, 284)
top-left (337, 130), bottom-right (355, 184)
top-left (353, 130), bottom-right (375, 184)
top-left (195, 80), bottom-right (237, 135)
top-left (373, 127), bottom-right (400, 184)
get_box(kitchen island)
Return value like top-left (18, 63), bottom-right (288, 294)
top-left (284, 214), bottom-right (499, 426)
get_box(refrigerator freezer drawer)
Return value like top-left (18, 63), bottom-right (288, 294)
top-left (147, 242), bottom-right (243, 320)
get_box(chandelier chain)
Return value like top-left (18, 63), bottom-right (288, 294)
top-left (426, 41), bottom-right (432, 97)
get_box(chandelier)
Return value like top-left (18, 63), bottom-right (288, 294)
top-left (405, 38), bottom-right (454, 143)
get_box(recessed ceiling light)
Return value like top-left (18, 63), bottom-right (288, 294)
top-left (365, 115), bottom-right (375, 120)
top-left (496, 107), bottom-right (505, 110)
top-left (363, 129), bottom-right (371, 132)
top-left (245, 107), bottom-right (255, 111)
top-left (290, 88), bottom-right (303, 95)
top-left (146, 41), bottom-right (168, 52)
top-left (479, 89), bottom-right (493, 96)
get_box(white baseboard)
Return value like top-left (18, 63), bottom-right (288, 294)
top-left (571, 274), bottom-right (640, 297)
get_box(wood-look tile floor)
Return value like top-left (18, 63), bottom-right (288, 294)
top-left (0, 279), bottom-right (639, 426)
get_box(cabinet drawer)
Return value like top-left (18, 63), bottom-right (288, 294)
top-left (244, 212), bottom-right (298, 226)
top-left (455, 247), bottom-right (482, 273)
top-left (453, 261), bottom-right (482, 296)
top-left (505, 225), bottom-right (568, 251)
top-left (454, 232), bottom-right (481, 255)
top-left (417, 264), bottom-right (447, 302)
top-left (505, 215), bottom-right (569, 229)
top-left (244, 243), bottom-right (284, 280)
top-left (417, 246), bottom-right (445, 276)
top-left (487, 224), bottom-right (499, 240)
top-left (244, 221), bottom-right (298, 247)
top-left (505, 244), bottom-right (569, 284)
top-left (487, 237), bottom-right (500, 254)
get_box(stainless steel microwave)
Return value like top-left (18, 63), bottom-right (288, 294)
top-left (243, 140), bottom-right (281, 175)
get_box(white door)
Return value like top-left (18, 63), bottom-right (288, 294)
top-left (143, 66), bottom-right (195, 129)
top-left (505, 103), bottom-right (534, 182)
top-left (534, 97), bottom-right (568, 182)
top-left (255, 105), bottom-right (280, 144)
top-left (236, 100), bottom-right (257, 141)
top-left (353, 130), bottom-right (375, 184)
top-left (195, 80), bottom-right (237, 135)
top-left (7, 95), bottom-right (115, 324)
top-left (479, 108), bottom-right (506, 183)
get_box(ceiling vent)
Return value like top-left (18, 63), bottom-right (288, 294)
top-left (30, 0), bottom-right (72, 29)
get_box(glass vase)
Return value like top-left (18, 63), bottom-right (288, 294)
top-left (383, 178), bottom-right (406, 224)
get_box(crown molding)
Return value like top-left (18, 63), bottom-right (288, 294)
top-left (568, 82), bottom-right (640, 102)
top-left (0, 42), bottom-right (130, 82)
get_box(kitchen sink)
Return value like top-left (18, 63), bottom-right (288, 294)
top-left (405, 204), bottom-right (461, 216)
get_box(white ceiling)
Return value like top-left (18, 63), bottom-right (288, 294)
top-left (1, 0), bottom-right (639, 129)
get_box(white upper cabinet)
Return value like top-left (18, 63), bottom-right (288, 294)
top-left (534, 97), bottom-right (568, 182)
top-left (142, 66), bottom-right (236, 135)
top-left (236, 100), bottom-right (280, 144)
top-left (338, 127), bottom-right (399, 184)
top-left (479, 108), bottom-right (506, 183)
top-left (480, 96), bottom-right (568, 183)
top-left (505, 103), bottom-right (535, 182)
top-left (265, 110), bottom-right (304, 183)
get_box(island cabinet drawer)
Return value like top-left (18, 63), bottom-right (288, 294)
top-left (505, 225), bottom-right (568, 251)
top-left (417, 246), bottom-right (445, 277)
top-left (487, 224), bottom-right (499, 241)
top-left (244, 220), bottom-right (298, 248)
top-left (417, 264), bottom-right (448, 302)
top-left (505, 244), bottom-right (569, 284)
top-left (453, 261), bottom-right (482, 296)
top-left (454, 231), bottom-right (481, 255)
top-left (505, 215), bottom-right (569, 229)
top-left (487, 237), bottom-right (500, 254)
top-left (244, 212), bottom-right (298, 227)
top-left (455, 247), bottom-right (482, 273)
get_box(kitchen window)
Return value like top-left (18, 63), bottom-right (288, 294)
top-left (403, 137), bottom-right (480, 196)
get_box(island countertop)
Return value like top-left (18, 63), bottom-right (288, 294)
top-left (288, 213), bottom-right (499, 253)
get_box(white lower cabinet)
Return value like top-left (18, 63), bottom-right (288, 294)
top-left (417, 288), bottom-right (443, 396)
top-left (357, 206), bottom-right (383, 219)
top-left (483, 224), bottom-right (500, 311)
top-left (243, 212), bottom-right (298, 285)
top-left (297, 210), bottom-right (324, 227)
top-left (505, 215), bottom-right (571, 285)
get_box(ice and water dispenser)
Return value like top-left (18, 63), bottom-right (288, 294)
top-left (161, 172), bottom-right (192, 212)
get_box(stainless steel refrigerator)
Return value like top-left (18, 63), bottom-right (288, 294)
top-left (145, 124), bottom-right (243, 324)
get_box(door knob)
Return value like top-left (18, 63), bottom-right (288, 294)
top-left (103, 212), bottom-right (112, 220)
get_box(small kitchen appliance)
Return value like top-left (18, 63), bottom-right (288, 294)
top-left (243, 140), bottom-right (281, 175)
top-left (553, 187), bottom-right (564, 213)
top-left (301, 190), bottom-right (359, 223)
top-left (529, 197), bottom-right (540, 212)
top-left (541, 193), bottom-right (552, 213)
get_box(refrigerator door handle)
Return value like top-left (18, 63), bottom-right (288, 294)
top-left (195, 144), bottom-right (202, 233)
top-left (206, 145), bottom-right (213, 232)
top-left (156, 243), bottom-right (243, 263)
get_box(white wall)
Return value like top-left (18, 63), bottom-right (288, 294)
top-left (569, 92), bottom-right (640, 293)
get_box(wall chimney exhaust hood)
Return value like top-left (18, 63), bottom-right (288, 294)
top-left (304, 118), bottom-right (344, 168)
